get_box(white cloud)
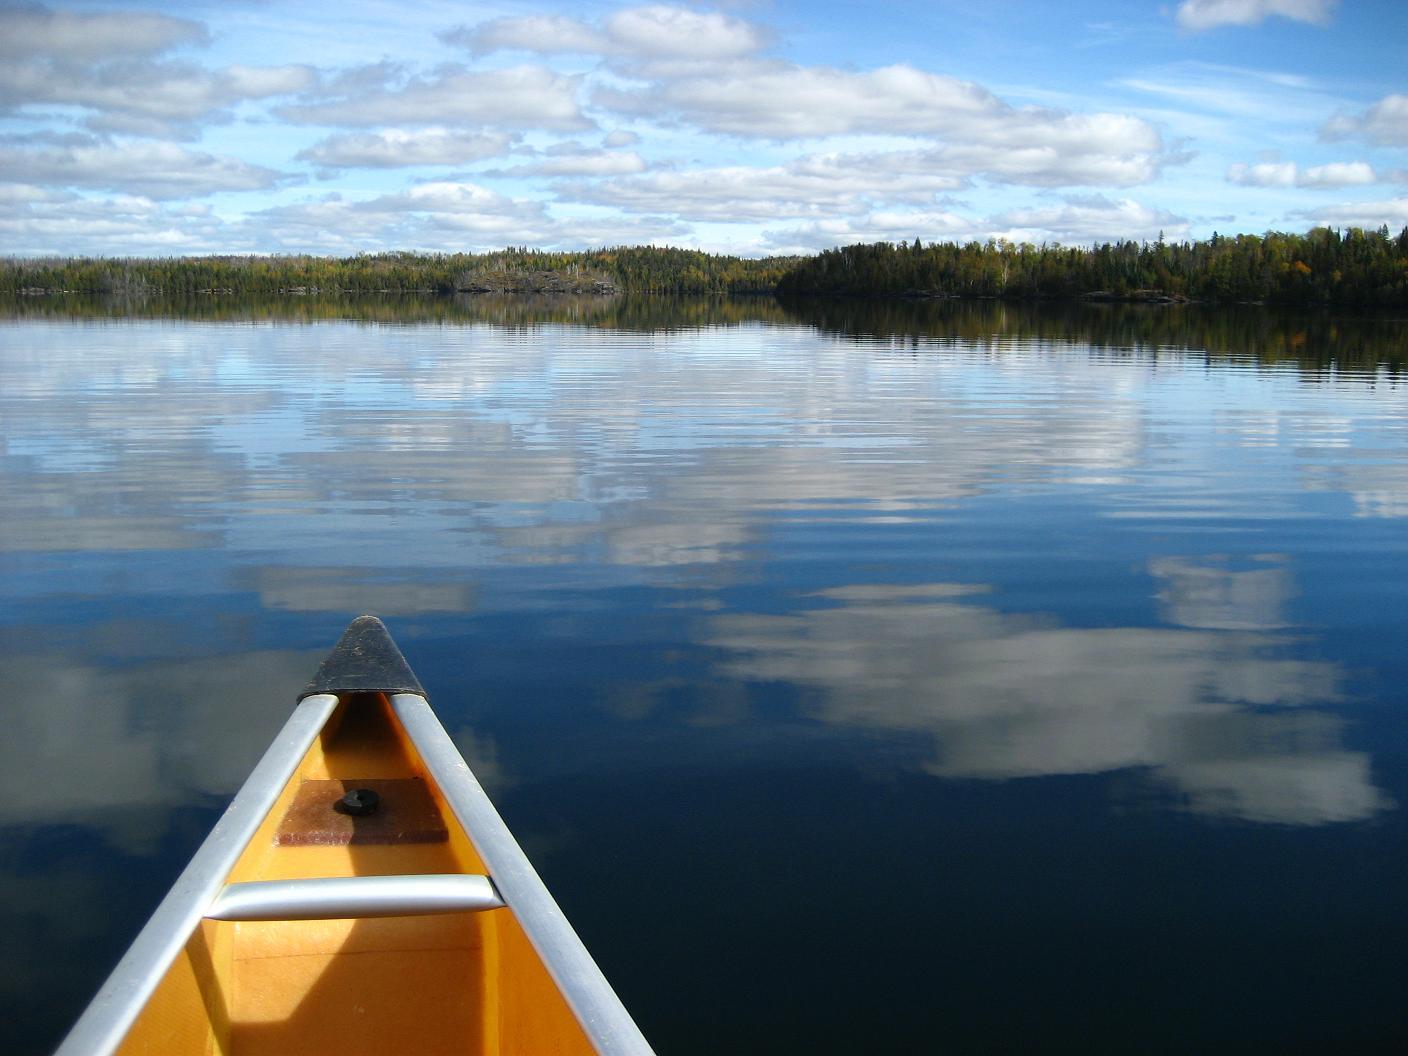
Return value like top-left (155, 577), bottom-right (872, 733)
top-left (1301, 197), bottom-right (1408, 229)
top-left (0, 6), bottom-right (313, 139)
top-left (449, 4), bottom-right (769, 60)
top-left (1227, 160), bottom-right (1375, 187)
top-left (991, 196), bottom-right (1189, 243)
top-left (297, 129), bottom-right (516, 170)
top-left (0, 187), bottom-right (237, 256)
top-left (765, 195), bottom-right (1190, 252)
top-left (591, 60), bottom-right (1165, 186)
top-left (277, 65), bottom-right (590, 132)
top-left (596, 61), bottom-right (1000, 138)
top-left (0, 58), bottom-right (317, 138)
top-left (499, 151), bottom-right (649, 177)
top-left (1323, 94), bottom-right (1408, 146)
top-left (1175, 0), bottom-right (1338, 31)
top-left (0, 4), bottom-right (206, 60)
top-left (245, 182), bottom-right (686, 254)
top-left (447, 14), bottom-right (611, 56)
top-left (604, 5), bottom-right (769, 59)
top-left (1227, 161), bottom-right (1298, 187)
top-left (222, 64), bottom-right (318, 98)
top-left (762, 211), bottom-right (976, 254)
top-left (0, 136), bottom-right (288, 200)
top-left (1299, 161), bottom-right (1377, 187)
top-left (567, 150), bottom-right (968, 221)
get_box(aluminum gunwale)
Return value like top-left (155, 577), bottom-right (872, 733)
top-left (391, 692), bottom-right (656, 1056)
top-left (53, 693), bottom-right (340, 1056)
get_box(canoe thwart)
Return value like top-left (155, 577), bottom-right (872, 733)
top-left (298, 614), bottom-right (426, 701)
top-left (206, 873), bottom-right (505, 921)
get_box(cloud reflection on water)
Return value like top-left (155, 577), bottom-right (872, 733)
top-left (0, 650), bottom-right (318, 852)
top-left (1, 312), bottom-right (1402, 836)
top-left (706, 565), bottom-right (1388, 825)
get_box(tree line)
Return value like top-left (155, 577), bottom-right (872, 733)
top-left (775, 226), bottom-right (1408, 306)
top-left (4, 226), bottom-right (1408, 305)
top-left (0, 246), bottom-right (798, 297)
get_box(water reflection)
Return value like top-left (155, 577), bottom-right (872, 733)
top-left (0, 291), bottom-right (796, 331)
top-left (706, 572), bottom-right (1385, 825)
top-left (3, 298), bottom-right (1407, 1053)
top-left (777, 296), bottom-right (1408, 372)
top-left (0, 650), bottom-right (317, 851)
top-left (1150, 555), bottom-right (1293, 630)
top-left (5, 292), bottom-right (1408, 371)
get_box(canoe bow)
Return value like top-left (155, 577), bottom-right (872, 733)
top-left (57, 616), bottom-right (654, 1056)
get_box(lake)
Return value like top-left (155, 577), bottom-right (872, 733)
top-left (3, 295), bottom-right (1407, 1053)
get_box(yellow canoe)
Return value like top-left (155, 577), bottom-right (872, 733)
top-left (58, 617), bottom-right (654, 1056)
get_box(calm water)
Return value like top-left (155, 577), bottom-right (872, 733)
top-left (3, 297), bottom-right (1407, 1053)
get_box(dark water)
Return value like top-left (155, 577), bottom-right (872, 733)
top-left (3, 296), bottom-right (1407, 1054)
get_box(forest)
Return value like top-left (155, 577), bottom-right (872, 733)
top-left (0, 246), bottom-right (797, 297)
top-left (3, 225), bottom-right (1408, 306)
top-left (775, 225), bottom-right (1408, 306)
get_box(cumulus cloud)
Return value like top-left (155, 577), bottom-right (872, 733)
top-left (607, 4), bottom-right (769, 59)
top-left (450, 0), bottom-right (1165, 175)
top-left (496, 150), bottom-right (648, 178)
top-left (597, 62), bottom-right (996, 137)
top-left (447, 14), bottom-right (611, 56)
top-left (0, 186), bottom-right (237, 256)
top-left (761, 211), bottom-right (976, 254)
top-left (567, 149), bottom-right (970, 221)
top-left (245, 182), bottom-right (686, 254)
top-left (277, 65), bottom-right (590, 132)
top-left (1226, 161), bottom-right (1296, 186)
top-left (591, 60), bottom-right (1165, 186)
top-left (0, 57), bottom-right (316, 138)
top-left (0, 5), bottom-right (313, 139)
top-left (1323, 94), bottom-right (1408, 146)
top-left (222, 64), bottom-right (318, 98)
top-left (0, 135), bottom-right (288, 200)
top-left (991, 196), bottom-right (1189, 244)
top-left (1227, 160), bottom-right (1376, 187)
top-left (297, 129), bottom-right (516, 171)
top-left (1300, 196), bottom-right (1408, 229)
top-left (765, 195), bottom-right (1190, 253)
top-left (447, 4), bottom-right (769, 60)
top-left (1175, 0), bottom-right (1338, 31)
top-left (0, 4), bottom-right (206, 60)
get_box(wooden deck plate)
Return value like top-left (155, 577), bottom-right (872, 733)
top-left (274, 778), bottom-right (448, 846)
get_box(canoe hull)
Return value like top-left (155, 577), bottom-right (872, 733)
top-left (114, 691), bottom-right (599, 1056)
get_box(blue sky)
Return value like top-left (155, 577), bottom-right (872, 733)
top-left (3, 0), bottom-right (1407, 256)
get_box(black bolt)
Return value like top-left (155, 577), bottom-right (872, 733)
top-left (336, 787), bottom-right (380, 816)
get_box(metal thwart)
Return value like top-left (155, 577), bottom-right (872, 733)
top-left (206, 873), bottom-right (505, 921)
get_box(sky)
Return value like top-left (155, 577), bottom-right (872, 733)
top-left (2, 0), bottom-right (1407, 257)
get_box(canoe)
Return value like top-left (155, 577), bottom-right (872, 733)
top-left (58, 616), bottom-right (654, 1056)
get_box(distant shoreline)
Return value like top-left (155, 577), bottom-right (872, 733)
top-left (5, 224), bottom-right (1408, 307)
